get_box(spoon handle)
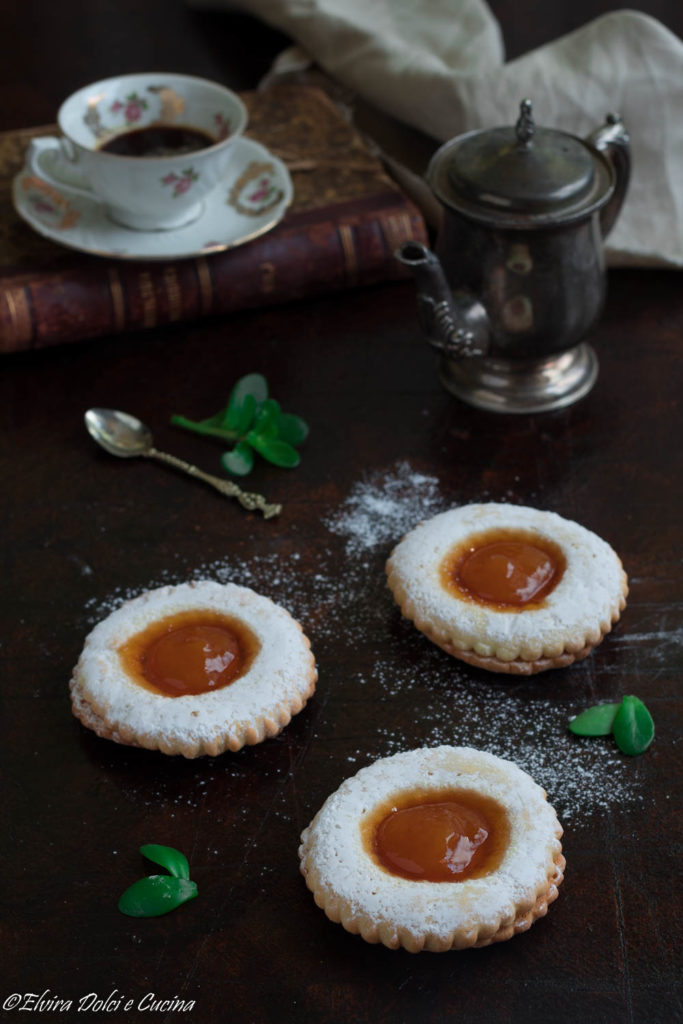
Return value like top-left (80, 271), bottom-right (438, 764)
top-left (147, 447), bottom-right (281, 519)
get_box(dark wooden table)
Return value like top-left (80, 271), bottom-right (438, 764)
top-left (2, 4), bottom-right (682, 1024)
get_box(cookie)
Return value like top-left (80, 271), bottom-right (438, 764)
top-left (70, 580), bottom-right (317, 757)
top-left (299, 746), bottom-right (564, 952)
top-left (386, 503), bottom-right (628, 673)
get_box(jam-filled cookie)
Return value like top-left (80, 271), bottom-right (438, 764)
top-left (70, 580), bottom-right (317, 757)
top-left (386, 503), bottom-right (628, 674)
top-left (299, 746), bottom-right (564, 952)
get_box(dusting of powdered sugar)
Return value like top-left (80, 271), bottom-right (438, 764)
top-left (348, 646), bottom-right (642, 825)
top-left (81, 460), bottom-right (649, 826)
top-left (323, 461), bottom-right (447, 556)
top-left (83, 551), bottom-right (367, 645)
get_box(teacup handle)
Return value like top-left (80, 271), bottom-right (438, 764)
top-left (27, 136), bottom-right (94, 199)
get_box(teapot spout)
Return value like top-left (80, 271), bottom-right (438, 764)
top-left (396, 241), bottom-right (490, 359)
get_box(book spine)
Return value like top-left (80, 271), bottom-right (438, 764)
top-left (0, 202), bottom-right (427, 354)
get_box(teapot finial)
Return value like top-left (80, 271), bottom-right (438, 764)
top-left (515, 99), bottom-right (535, 148)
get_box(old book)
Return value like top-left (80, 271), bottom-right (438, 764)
top-left (0, 84), bottom-right (427, 354)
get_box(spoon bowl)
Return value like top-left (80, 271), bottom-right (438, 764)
top-left (85, 408), bottom-right (154, 457)
top-left (84, 407), bottom-right (281, 518)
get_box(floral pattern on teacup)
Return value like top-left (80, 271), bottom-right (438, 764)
top-left (214, 113), bottom-right (231, 141)
top-left (84, 86), bottom-right (160, 139)
top-left (110, 92), bottom-right (149, 126)
top-left (147, 85), bottom-right (185, 123)
top-left (20, 175), bottom-right (79, 230)
top-left (228, 161), bottom-right (284, 216)
top-left (81, 84), bottom-right (233, 148)
top-left (161, 167), bottom-right (199, 197)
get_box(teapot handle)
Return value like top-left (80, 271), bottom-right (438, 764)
top-left (586, 114), bottom-right (631, 239)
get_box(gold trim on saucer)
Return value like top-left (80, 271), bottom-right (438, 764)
top-left (228, 160), bottom-right (285, 217)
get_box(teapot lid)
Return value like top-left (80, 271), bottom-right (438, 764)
top-left (429, 100), bottom-right (613, 227)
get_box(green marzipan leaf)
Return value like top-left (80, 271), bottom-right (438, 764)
top-left (224, 373), bottom-right (268, 431)
top-left (612, 695), bottom-right (655, 755)
top-left (252, 398), bottom-right (281, 439)
top-left (139, 844), bottom-right (190, 880)
top-left (277, 412), bottom-right (309, 446)
top-left (568, 703), bottom-right (621, 737)
top-left (118, 876), bottom-right (198, 917)
top-left (221, 441), bottom-right (255, 477)
top-left (246, 432), bottom-right (300, 468)
top-left (231, 392), bottom-right (257, 435)
top-left (199, 410), bottom-right (230, 429)
top-left (170, 414), bottom-right (237, 443)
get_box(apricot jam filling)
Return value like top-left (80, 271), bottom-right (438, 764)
top-left (117, 610), bottom-right (260, 697)
top-left (440, 527), bottom-right (566, 610)
top-left (364, 788), bottom-right (510, 883)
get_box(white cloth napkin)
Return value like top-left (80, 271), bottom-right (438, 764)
top-left (196, 0), bottom-right (683, 267)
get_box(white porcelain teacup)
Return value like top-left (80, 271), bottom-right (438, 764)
top-left (28, 72), bottom-right (248, 231)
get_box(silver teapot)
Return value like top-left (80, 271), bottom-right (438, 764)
top-left (398, 100), bottom-right (630, 412)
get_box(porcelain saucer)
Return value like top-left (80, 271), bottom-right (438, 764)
top-left (12, 137), bottom-right (292, 261)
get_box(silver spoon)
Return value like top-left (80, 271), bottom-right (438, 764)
top-left (84, 408), bottom-right (281, 519)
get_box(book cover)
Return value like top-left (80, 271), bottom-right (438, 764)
top-left (0, 85), bottom-right (428, 354)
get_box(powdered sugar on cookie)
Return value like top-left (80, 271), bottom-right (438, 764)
top-left (71, 580), bottom-right (317, 758)
top-left (299, 745), bottom-right (564, 952)
top-left (387, 503), bottom-right (628, 668)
